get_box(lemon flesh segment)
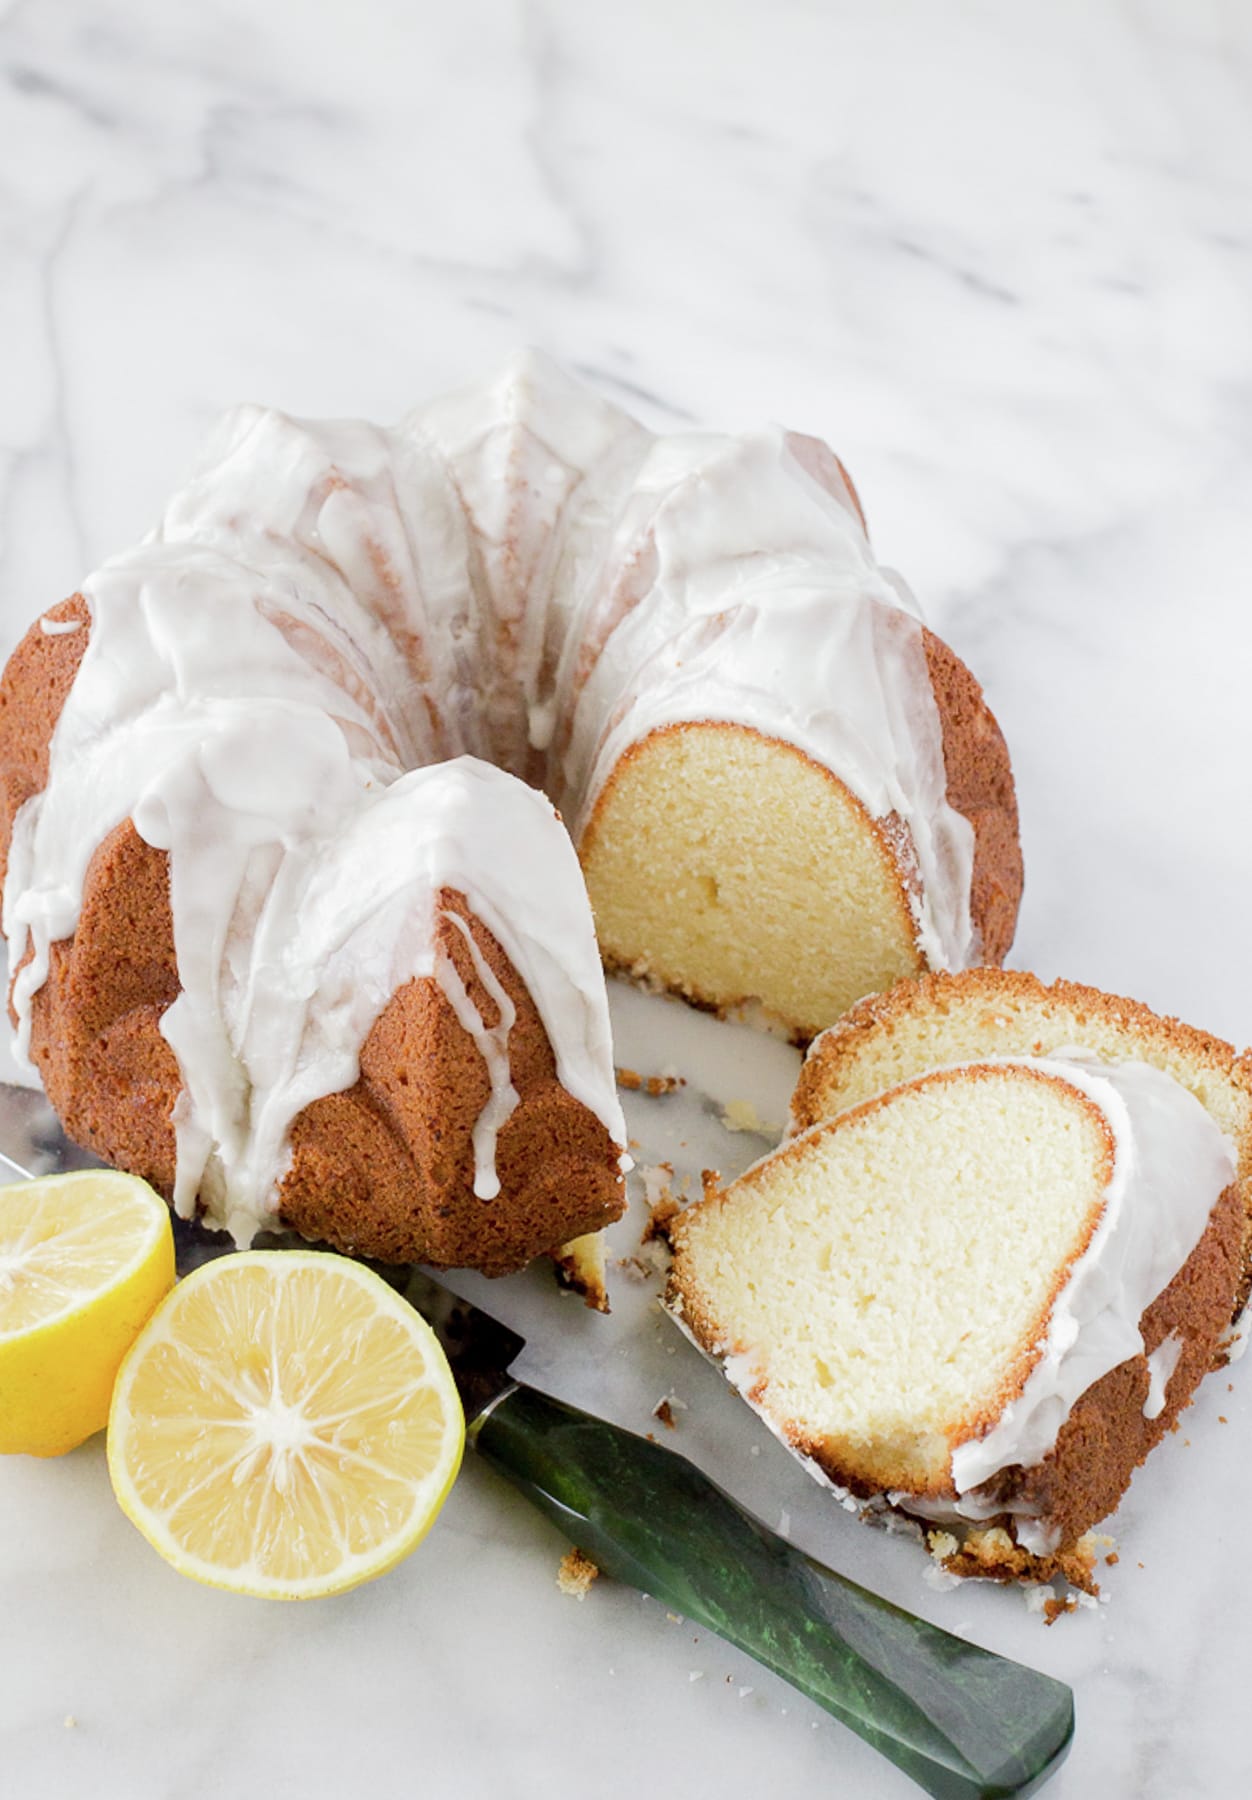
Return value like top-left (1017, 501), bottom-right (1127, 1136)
top-left (0, 1171), bottom-right (175, 1458)
top-left (108, 1251), bottom-right (466, 1599)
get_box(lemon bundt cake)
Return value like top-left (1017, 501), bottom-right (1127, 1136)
top-left (668, 971), bottom-right (1251, 1578)
top-left (0, 356), bottom-right (1021, 1281)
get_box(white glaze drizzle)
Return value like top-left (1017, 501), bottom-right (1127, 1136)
top-left (1142, 1332), bottom-right (1184, 1420)
top-left (434, 909), bottom-right (519, 1201)
top-left (4, 350), bottom-right (985, 1238)
top-left (38, 616), bottom-right (82, 636)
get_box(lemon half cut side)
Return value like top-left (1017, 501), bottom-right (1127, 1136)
top-left (107, 1250), bottom-right (466, 1600)
top-left (0, 1170), bottom-right (175, 1458)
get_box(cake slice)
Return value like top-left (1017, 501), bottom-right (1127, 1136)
top-left (668, 978), bottom-right (1248, 1585)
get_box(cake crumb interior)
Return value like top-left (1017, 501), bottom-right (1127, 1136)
top-left (673, 1066), bottom-right (1111, 1492)
top-left (581, 724), bottom-right (924, 1039)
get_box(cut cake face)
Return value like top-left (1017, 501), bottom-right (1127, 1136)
top-left (671, 1064), bottom-right (1115, 1493)
top-left (668, 1039), bottom-right (1241, 1575)
top-left (580, 724), bottom-right (925, 1041)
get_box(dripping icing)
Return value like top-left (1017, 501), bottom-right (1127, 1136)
top-left (4, 350), bottom-right (984, 1237)
top-left (434, 910), bottom-right (520, 1201)
top-left (1143, 1333), bottom-right (1184, 1419)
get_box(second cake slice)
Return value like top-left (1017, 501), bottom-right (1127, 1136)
top-left (667, 972), bottom-right (1250, 1584)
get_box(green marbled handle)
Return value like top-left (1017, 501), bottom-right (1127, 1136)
top-left (474, 1385), bottom-right (1073, 1800)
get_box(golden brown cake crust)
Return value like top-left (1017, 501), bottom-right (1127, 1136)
top-left (919, 629), bottom-right (1022, 967)
top-left (0, 602), bottom-right (625, 1279)
top-left (794, 967), bottom-right (1252, 1129)
top-left (0, 596), bottom-right (92, 894)
top-left (826, 455), bottom-right (1022, 964)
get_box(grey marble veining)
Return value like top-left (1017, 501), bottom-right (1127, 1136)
top-left (1, 3), bottom-right (1250, 1796)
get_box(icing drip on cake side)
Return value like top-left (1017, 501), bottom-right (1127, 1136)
top-left (1142, 1333), bottom-right (1184, 1420)
top-left (435, 910), bottom-right (520, 1201)
top-left (4, 543), bottom-right (624, 1244)
top-left (3, 350), bottom-right (988, 1238)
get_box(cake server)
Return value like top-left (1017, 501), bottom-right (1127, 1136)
top-left (0, 1083), bottom-right (1072, 1800)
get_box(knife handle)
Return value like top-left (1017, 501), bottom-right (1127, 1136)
top-left (473, 1385), bottom-right (1072, 1800)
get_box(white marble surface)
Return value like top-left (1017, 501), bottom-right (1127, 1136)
top-left (2, 2), bottom-right (1251, 1795)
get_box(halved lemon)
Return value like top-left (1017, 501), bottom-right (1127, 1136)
top-left (0, 1170), bottom-right (175, 1457)
top-left (107, 1251), bottom-right (465, 1599)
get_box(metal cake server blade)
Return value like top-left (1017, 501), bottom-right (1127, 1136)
top-left (0, 1083), bottom-right (1073, 1800)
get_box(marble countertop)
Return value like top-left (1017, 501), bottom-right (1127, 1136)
top-left (2, 2), bottom-right (1251, 1795)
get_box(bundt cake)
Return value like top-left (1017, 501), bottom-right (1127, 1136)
top-left (0, 354), bottom-right (1021, 1283)
top-left (668, 970), bottom-right (1252, 1581)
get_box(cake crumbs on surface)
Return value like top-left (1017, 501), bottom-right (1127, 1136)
top-left (643, 1159), bottom-right (672, 1204)
top-left (63, 1716), bottom-right (77, 1730)
top-left (641, 1193), bottom-right (680, 1243)
top-left (653, 1398), bottom-right (677, 1429)
top-left (934, 1525), bottom-right (1101, 1602)
top-left (638, 1162), bottom-right (681, 1243)
top-left (1219, 1415), bottom-right (1228, 1423)
top-left (1106, 1551), bottom-right (1120, 1566)
top-left (1044, 1595), bottom-right (1078, 1625)
top-left (556, 1548), bottom-right (600, 1600)
top-left (720, 1098), bottom-right (775, 1135)
top-left (617, 1239), bottom-right (669, 1282)
top-left (617, 1067), bottom-right (686, 1096)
